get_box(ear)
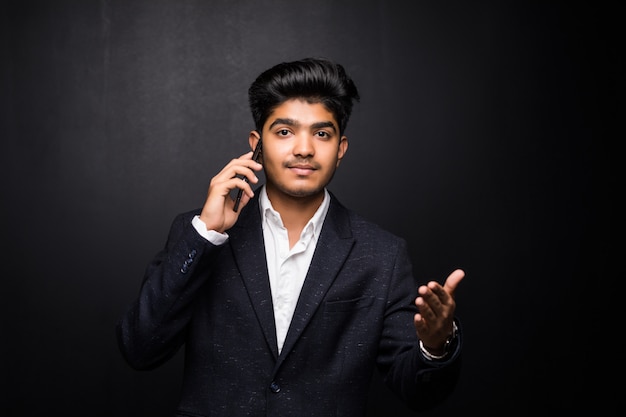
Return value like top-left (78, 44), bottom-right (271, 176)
top-left (248, 130), bottom-right (263, 163)
top-left (336, 136), bottom-right (348, 167)
top-left (248, 130), bottom-right (261, 151)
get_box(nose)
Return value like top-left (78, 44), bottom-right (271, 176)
top-left (293, 134), bottom-right (314, 157)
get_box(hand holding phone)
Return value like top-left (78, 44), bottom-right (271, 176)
top-left (233, 139), bottom-right (262, 212)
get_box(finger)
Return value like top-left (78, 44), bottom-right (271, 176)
top-left (234, 166), bottom-right (260, 185)
top-left (210, 176), bottom-right (252, 203)
top-left (223, 152), bottom-right (262, 173)
top-left (236, 190), bottom-right (253, 209)
top-left (415, 293), bottom-right (437, 320)
top-left (217, 160), bottom-right (261, 188)
top-left (238, 150), bottom-right (264, 168)
top-left (228, 177), bottom-right (255, 200)
top-left (421, 282), bottom-right (448, 307)
top-left (413, 313), bottom-right (428, 332)
top-left (209, 172), bottom-right (251, 197)
top-left (443, 269), bottom-right (465, 297)
top-left (238, 150), bottom-right (255, 160)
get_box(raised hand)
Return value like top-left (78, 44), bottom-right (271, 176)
top-left (413, 269), bottom-right (465, 354)
top-left (198, 149), bottom-right (262, 233)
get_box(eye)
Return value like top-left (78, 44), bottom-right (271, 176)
top-left (277, 129), bottom-right (291, 137)
top-left (316, 131), bottom-right (330, 139)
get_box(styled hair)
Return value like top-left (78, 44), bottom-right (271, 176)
top-left (248, 57), bottom-right (360, 136)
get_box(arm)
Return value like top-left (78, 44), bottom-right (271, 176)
top-left (116, 148), bottom-right (263, 370)
top-left (116, 211), bottom-right (219, 370)
top-left (378, 241), bottom-right (465, 411)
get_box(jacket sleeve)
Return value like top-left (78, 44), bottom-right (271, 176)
top-left (377, 238), bottom-right (462, 411)
top-left (116, 210), bottom-right (219, 370)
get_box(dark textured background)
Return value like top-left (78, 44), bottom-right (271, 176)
top-left (1, 1), bottom-right (619, 415)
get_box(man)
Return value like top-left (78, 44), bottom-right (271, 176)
top-left (117, 57), bottom-right (465, 416)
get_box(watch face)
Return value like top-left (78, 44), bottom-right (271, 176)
top-left (446, 321), bottom-right (459, 350)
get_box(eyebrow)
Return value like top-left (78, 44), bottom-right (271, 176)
top-left (268, 118), bottom-right (337, 132)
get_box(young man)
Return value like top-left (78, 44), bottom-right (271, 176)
top-left (117, 57), bottom-right (465, 416)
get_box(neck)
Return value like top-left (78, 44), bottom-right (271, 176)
top-left (266, 187), bottom-right (325, 247)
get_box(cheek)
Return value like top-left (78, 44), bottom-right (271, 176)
top-left (324, 149), bottom-right (342, 166)
top-left (260, 151), bottom-right (281, 175)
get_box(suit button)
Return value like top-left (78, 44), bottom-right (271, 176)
top-left (269, 381), bottom-right (281, 393)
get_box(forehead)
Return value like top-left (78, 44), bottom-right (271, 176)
top-left (265, 99), bottom-right (338, 128)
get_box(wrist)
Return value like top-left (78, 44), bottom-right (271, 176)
top-left (421, 342), bottom-right (446, 356)
top-left (419, 321), bottom-right (458, 360)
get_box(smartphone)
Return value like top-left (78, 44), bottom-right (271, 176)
top-left (233, 138), bottom-right (262, 212)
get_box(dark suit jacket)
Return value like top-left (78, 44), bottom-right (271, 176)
top-left (117, 191), bottom-right (461, 417)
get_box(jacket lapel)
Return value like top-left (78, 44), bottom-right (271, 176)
top-left (278, 195), bottom-right (355, 359)
top-left (229, 192), bottom-right (355, 363)
top-left (228, 195), bottom-right (279, 359)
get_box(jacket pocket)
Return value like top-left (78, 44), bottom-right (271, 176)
top-left (324, 296), bottom-right (374, 312)
top-left (176, 410), bottom-right (206, 417)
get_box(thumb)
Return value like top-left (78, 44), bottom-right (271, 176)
top-left (443, 268), bottom-right (465, 298)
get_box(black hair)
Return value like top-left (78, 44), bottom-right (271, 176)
top-left (248, 57), bottom-right (360, 137)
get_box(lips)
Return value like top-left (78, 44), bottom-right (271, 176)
top-left (289, 165), bottom-right (316, 176)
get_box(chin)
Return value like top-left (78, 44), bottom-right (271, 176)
top-left (283, 184), bottom-right (325, 199)
top-left (287, 189), bottom-right (321, 198)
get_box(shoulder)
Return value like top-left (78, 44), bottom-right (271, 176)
top-left (328, 193), bottom-right (405, 247)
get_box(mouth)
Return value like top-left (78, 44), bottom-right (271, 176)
top-left (288, 164), bottom-right (317, 176)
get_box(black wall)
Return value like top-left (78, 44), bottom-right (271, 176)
top-left (2, 1), bottom-right (619, 415)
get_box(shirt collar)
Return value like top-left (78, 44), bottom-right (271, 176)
top-left (259, 185), bottom-right (330, 238)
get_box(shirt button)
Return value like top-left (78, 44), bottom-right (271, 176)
top-left (269, 381), bottom-right (281, 393)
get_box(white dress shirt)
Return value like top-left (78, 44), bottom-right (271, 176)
top-left (192, 186), bottom-right (330, 353)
